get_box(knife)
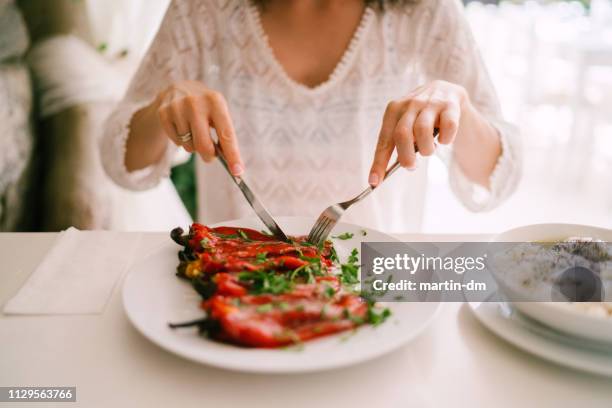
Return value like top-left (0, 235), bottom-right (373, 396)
top-left (213, 141), bottom-right (290, 242)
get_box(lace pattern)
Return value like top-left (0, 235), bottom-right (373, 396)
top-left (100, 0), bottom-right (521, 231)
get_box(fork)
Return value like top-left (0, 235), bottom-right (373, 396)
top-left (307, 129), bottom-right (439, 246)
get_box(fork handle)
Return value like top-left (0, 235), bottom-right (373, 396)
top-left (346, 160), bottom-right (400, 206)
top-left (357, 159), bottom-right (400, 197)
top-left (382, 160), bottom-right (402, 183)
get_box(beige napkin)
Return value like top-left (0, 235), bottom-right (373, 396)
top-left (3, 227), bottom-right (141, 315)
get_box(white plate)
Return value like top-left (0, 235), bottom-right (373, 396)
top-left (469, 302), bottom-right (612, 377)
top-left (123, 216), bottom-right (440, 373)
top-left (491, 223), bottom-right (612, 344)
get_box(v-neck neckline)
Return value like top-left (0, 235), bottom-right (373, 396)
top-left (246, 2), bottom-right (375, 96)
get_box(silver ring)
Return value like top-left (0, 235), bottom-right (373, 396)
top-left (177, 131), bottom-right (192, 144)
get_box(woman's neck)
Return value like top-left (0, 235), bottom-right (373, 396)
top-left (257, 0), bottom-right (366, 88)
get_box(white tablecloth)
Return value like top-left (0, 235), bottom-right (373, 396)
top-left (1, 232), bottom-right (611, 407)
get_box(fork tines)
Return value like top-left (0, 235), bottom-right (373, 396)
top-left (307, 215), bottom-right (334, 246)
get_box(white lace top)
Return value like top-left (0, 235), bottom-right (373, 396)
top-left (101, 0), bottom-right (521, 233)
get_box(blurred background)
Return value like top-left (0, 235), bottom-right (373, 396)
top-left (1, 0), bottom-right (611, 233)
top-left (426, 0), bottom-right (612, 232)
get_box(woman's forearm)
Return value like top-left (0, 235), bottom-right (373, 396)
top-left (453, 100), bottom-right (502, 188)
top-left (125, 99), bottom-right (168, 172)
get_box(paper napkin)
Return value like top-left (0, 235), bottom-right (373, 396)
top-left (3, 227), bottom-right (141, 315)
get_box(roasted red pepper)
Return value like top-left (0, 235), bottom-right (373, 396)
top-left (173, 223), bottom-right (375, 348)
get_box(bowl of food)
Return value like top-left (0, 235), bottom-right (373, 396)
top-left (490, 223), bottom-right (612, 344)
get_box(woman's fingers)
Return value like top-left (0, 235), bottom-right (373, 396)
top-left (369, 102), bottom-right (403, 186)
top-left (413, 107), bottom-right (438, 156)
top-left (207, 92), bottom-right (243, 176)
top-left (370, 81), bottom-right (468, 185)
top-left (158, 99), bottom-right (196, 154)
top-left (170, 102), bottom-right (194, 152)
top-left (184, 98), bottom-right (215, 162)
top-left (158, 107), bottom-right (181, 147)
top-left (191, 120), bottom-right (215, 162)
top-left (438, 105), bottom-right (461, 145)
top-left (394, 108), bottom-right (418, 169)
top-left (156, 83), bottom-right (243, 174)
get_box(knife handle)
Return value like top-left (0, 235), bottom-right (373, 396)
top-left (213, 141), bottom-right (241, 180)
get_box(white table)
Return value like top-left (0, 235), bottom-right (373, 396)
top-left (1, 233), bottom-right (611, 408)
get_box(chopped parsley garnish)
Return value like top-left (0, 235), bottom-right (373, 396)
top-left (237, 229), bottom-right (251, 241)
top-left (360, 229), bottom-right (367, 236)
top-left (340, 248), bottom-right (360, 285)
top-left (367, 306), bottom-right (392, 326)
top-left (256, 303), bottom-right (274, 313)
top-left (214, 232), bottom-right (240, 239)
top-left (357, 288), bottom-right (392, 326)
top-left (341, 263), bottom-right (359, 285)
top-left (332, 232), bottom-right (354, 240)
top-left (290, 262), bottom-right (320, 283)
top-left (289, 256), bottom-right (324, 284)
top-left (342, 308), bottom-right (365, 325)
top-left (255, 252), bottom-right (268, 263)
top-left (329, 246), bottom-right (339, 263)
top-left (238, 271), bottom-right (292, 295)
top-left (299, 255), bottom-right (320, 263)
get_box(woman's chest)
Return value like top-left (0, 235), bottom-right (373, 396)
top-left (200, 4), bottom-right (423, 103)
top-left (256, 3), bottom-right (367, 89)
top-left (200, 3), bottom-right (424, 153)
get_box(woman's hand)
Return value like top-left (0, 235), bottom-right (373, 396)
top-left (368, 80), bottom-right (468, 186)
top-left (155, 80), bottom-right (244, 175)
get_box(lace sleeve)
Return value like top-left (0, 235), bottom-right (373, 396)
top-left (100, 0), bottom-right (204, 191)
top-left (419, 0), bottom-right (522, 211)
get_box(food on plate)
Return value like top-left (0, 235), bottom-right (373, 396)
top-left (168, 223), bottom-right (390, 348)
top-left (491, 237), bottom-right (611, 302)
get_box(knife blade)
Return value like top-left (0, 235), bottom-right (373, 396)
top-left (213, 141), bottom-right (289, 242)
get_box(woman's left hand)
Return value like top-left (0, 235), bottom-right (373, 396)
top-left (368, 80), bottom-right (468, 186)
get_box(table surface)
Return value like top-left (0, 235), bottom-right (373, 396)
top-left (1, 232), bottom-right (611, 408)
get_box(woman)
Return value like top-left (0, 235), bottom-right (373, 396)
top-left (101, 0), bottom-right (521, 232)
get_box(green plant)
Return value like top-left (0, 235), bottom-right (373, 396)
top-left (170, 155), bottom-right (197, 219)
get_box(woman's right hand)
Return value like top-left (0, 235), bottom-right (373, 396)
top-left (156, 80), bottom-right (244, 176)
